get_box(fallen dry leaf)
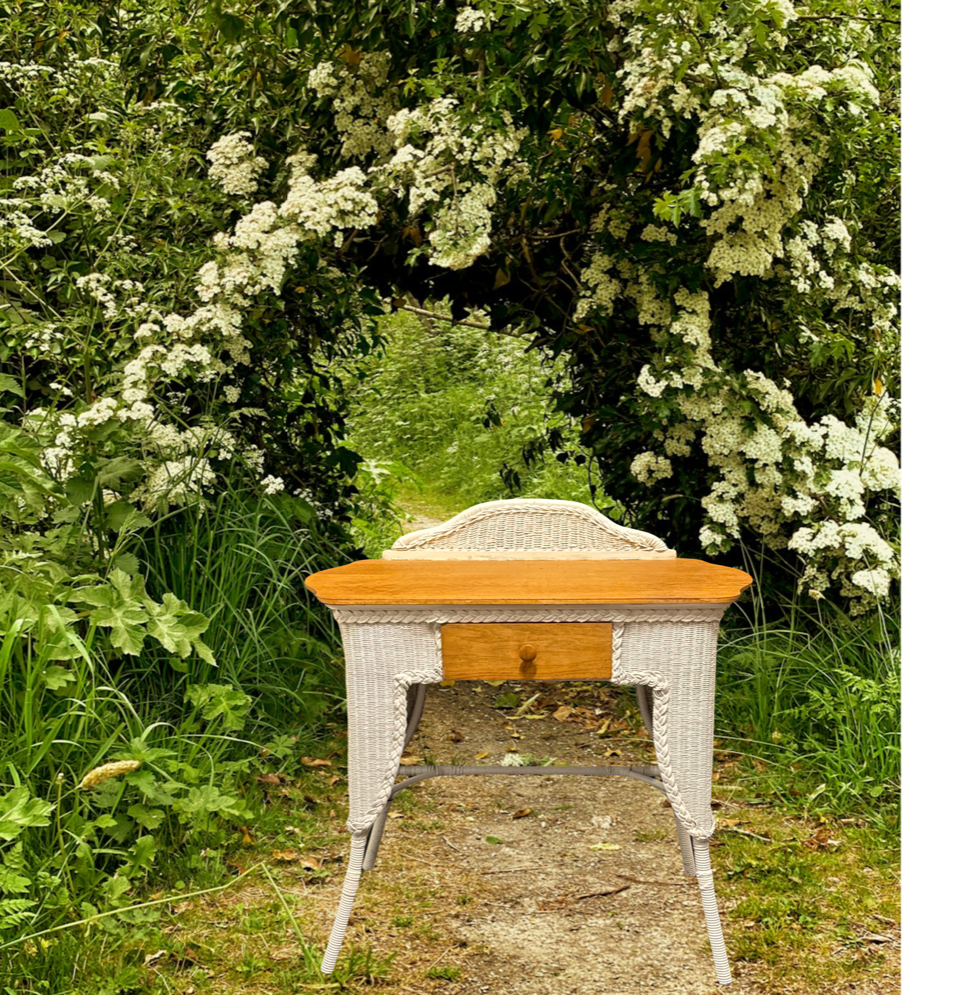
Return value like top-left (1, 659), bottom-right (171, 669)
top-left (398, 755), bottom-right (423, 766)
top-left (327, 774), bottom-right (341, 787)
top-left (299, 756), bottom-right (332, 768)
top-left (552, 705), bottom-right (576, 722)
top-left (144, 951), bottom-right (165, 967)
top-left (256, 774), bottom-right (281, 785)
top-left (299, 856), bottom-right (322, 872)
top-left (439, 679), bottom-right (456, 688)
top-left (449, 728), bottom-right (464, 743)
top-left (511, 808), bottom-right (533, 820)
top-left (273, 849), bottom-right (299, 862)
top-left (589, 842), bottom-right (621, 851)
top-left (475, 750), bottom-right (489, 760)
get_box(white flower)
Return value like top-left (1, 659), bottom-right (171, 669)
top-left (455, 7), bottom-right (487, 33)
top-left (260, 474), bottom-right (285, 496)
top-left (206, 132), bottom-right (267, 197)
top-left (630, 451), bottom-right (673, 485)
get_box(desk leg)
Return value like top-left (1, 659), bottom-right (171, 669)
top-left (321, 623), bottom-right (440, 976)
top-left (321, 834), bottom-right (369, 974)
top-left (635, 684), bottom-right (696, 877)
top-left (673, 811), bottom-right (696, 877)
top-left (362, 684), bottom-right (428, 871)
top-left (693, 837), bottom-right (732, 984)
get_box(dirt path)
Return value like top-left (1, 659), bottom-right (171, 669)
top-left (384, 679), bottom-right (760, 995)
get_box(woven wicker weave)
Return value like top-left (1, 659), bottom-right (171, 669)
top-left (313, 498), bottom-right (734, 985)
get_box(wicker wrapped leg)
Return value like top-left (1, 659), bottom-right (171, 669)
top-left (693, 837), bottom-right (732, 985)
top-left (673, 811), bottom-right (697, 876)
top-left (634, 684), bottom-right (695, 875)
top-left (320, 834), bottom-right (368, 974)
top-left (320, 623), bottom-right (441, 974)
top-left (363, 683), bottom-right (428, 872)
top-left (361, 798), bottom-right (392, 871)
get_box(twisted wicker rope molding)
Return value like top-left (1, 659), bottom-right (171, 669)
top-left (331, 606), bottom-right (727, 625)
top-left (391, 498), bottom-right (670, 552)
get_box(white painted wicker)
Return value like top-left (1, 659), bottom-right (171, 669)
top-left (317, 498), bottom-right (733, 985)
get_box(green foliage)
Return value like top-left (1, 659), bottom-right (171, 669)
top-left (716, 598), bottom-right (900, 811)
top-left (343, 310), bottom-right (604, 528)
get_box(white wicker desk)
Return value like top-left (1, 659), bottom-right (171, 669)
top-left (305, 499), bottom-right (752, 985)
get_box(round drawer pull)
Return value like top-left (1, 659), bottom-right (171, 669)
top-left (518, 643), bottom-right (538, 663)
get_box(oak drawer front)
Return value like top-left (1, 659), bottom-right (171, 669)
top-left (441, 623), bottom-right (612, 681)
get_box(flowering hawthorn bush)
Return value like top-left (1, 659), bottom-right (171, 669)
top-left (2, 0), bottom-right (899, 624)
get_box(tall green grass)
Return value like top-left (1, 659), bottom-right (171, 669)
top-left (0, 489), bottom-right (349, 990)
top-left (716, 592), bottom-right (900, 817)
top-left (131, 489), bottom-right (348, 730)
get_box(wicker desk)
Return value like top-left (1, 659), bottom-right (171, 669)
top-left (305, 499), bottom-right (751, 985)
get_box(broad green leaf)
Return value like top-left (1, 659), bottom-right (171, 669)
top-left (0, 108), bottom-right (20, 132)
top-left (0, 374), bottom-right (23, 396)
top-left (96, 457), bottom-right (143, 489)
top-left (41, 665), bottom-right (76, 690)
top-left (89, 603), bottom-right (149, 655)
top-left (185, 684), bottom-right (251, 731)
top-left (0, 787), bottom-right (55, 841)
top-left (127, 805), bottom-right (165, 831)
top-left (106, 501), bottom-right (151, 533)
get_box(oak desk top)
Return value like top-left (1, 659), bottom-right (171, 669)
top-left (305, 558), bottom-right (752, 607)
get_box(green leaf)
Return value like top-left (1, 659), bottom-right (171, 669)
top-left (175, 785), bottom-right (250, 820)
top-left (218, 12), bottom-right (245, 42)
top-left (0, 787), bottom-right (55, 841)
top-left (65, 475), bottom-right (97, 506)
top-left (0, 108), bottom-right (20, 133)
top-left (185, 684), bottom-right (251, 731)
top-left (112, 552), bottom-right (139, 575)
top-left (106, 501), bottom-right (151, 533)
top-left (102, 874), bottom-right (132, 905)
top-left (0, 843), bottom-right (30, 894)
top-left (119, 834), bottom-right (157, 877)
top-left (127, 805), bottom-right (165, 831)
top-left (96, 457), bottom-right (143, 489)
top-left (0, 865), bottom-right (32, 895)
top-left (0, 374), bottom-right (23, 397)
top-left (41, 665), bottom-right (75, 690)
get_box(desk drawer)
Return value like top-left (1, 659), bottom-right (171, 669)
top-left (441, 623), bottom-right (612, 680)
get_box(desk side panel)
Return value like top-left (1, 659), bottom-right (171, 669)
top-left (339, 621), bottom-right (441, 834)
top-left (619, 620), bottom-right (721, 834)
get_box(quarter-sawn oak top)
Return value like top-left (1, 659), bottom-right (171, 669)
top-left (305, 558), bottom-right (752, 606)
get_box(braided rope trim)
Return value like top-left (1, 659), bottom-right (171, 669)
top-left (391, 499), bottom-right (669, 552)
top-left (611, 622), bottom-right (626, 683)
top-left (331, 606), bottom-right (727, 625)
top-left (346, 664), bottom-right (442, 835)
top-left (634, 670), bottom-right (715, 841)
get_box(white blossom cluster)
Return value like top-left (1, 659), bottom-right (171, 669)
top-left (455, 7), bottom-right (488, 34)
top-left (206, 132), bottom-right (268, 196)
top-left (308, 52), bottom-right (398, 159)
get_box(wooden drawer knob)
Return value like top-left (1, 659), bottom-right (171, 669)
top-left (518, 643), bottom-right (537, 663)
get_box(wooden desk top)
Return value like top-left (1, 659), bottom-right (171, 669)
top-left (304, 558), bottom-right (752, 606)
